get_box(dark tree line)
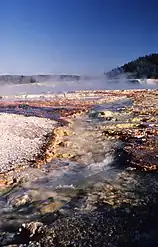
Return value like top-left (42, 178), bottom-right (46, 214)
top-left (106, 53), bottom-right (158, 79)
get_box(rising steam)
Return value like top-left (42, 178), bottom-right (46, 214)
top-left (0, 74), bottom-right (157, 97)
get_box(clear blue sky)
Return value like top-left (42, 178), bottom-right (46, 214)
top-left (0, 0), bottom-right (157, 75)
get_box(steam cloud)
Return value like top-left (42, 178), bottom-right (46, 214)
top-left (0, 74), bottom-right (157, 97)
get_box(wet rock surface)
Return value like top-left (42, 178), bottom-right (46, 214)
top-left (3, 171), bottom-right (158, 247)
top-left (100, 90), bottom-right (158, 171)
top-left (0, 89), bottom-right (157, 246)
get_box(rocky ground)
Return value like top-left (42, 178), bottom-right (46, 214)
top-left (0, 89), bottom-right (157, 246)
top-left (0, 113), bottom-right (57, 173)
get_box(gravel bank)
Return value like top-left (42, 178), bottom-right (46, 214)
top-left (0, 113), bottom-right (57, 173)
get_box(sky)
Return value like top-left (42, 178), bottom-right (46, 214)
top-left (0, 0), bottom-right (158, 75)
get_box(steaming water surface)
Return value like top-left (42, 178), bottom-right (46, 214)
top-left (0, 78), bottom-right (157, 96)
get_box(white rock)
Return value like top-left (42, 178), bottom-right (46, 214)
top-left (0, 113), bottom-right (57, 172)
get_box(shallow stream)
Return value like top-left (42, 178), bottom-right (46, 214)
top-left (0, 97), bottom-right (158, 246)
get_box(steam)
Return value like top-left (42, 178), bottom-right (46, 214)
top-left (0, 74), bottom-right (157, 97)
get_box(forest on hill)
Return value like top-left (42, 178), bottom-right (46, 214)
top-left (106, 53), bottom-right (158, 79)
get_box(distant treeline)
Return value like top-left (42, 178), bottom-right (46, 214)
top-left (0, 74), bottom-right (83, 85)
top-left (106, 53), bottom-right (158, 79)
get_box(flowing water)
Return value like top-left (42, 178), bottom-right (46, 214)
top-left (0, 97), bottom-right (158, 246)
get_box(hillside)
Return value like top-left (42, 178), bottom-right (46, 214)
top-left (106, 53), bottom-right (158, 79)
